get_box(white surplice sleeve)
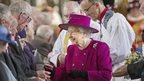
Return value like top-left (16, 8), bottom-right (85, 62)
top-left (106, 13), bottom-right (135, 65)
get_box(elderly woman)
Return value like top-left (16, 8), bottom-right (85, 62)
top-left (0, 26), bottom-right (17, 81)
top-left (49, 0), bottom-right (83, 67)
top-left (51, 14), bottom-right (112, 81)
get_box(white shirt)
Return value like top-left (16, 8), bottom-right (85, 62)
top-left (90, 20), bottom-right (110, 45)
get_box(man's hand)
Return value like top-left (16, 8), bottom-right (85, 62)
top-left (58, 54), bottom-right (66, 65)
top-left (112, 64), bottom-right (128, 77)
top-left (35, 77), bottom-right (45, 81)
top-left (36, 70), bottom-right (51, 79)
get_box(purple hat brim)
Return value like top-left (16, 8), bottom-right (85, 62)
top-left (59, 23), bottom-right (99, 33)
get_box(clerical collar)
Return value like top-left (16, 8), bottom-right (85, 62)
top-left (98, 8), bottom-right (109, 23)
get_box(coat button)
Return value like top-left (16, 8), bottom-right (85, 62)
top-left (72, 64), bottom-right (75, 67)
top-left (82, 64), bottom-right (84, 66)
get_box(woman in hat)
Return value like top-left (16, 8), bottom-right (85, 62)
top-left (0, 26), bottom-right (17, 81)
top-left (51, 14), bottom-right (112, 81)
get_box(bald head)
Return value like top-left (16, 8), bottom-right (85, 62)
top-left (63, 1), bottom-right (81, 15)
top-left (36, 25), bottom-right (54, 39)
top-left (63, 1), bottom-right (83, 22)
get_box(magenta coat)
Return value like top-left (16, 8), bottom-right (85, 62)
top-left (53, 40), bottom-right (112, 81)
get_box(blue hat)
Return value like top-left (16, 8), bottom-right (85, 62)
top-left (0, 26), bottom-right (15, 44)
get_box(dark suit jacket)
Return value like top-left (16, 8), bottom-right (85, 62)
top-left (0, 61), bottom-right (17, 81)
top-left (30, 36), bottom-right (52, 57)
top-left (128, 60), bottom-right (144, 81)
top-left (0, 43), bottom-right (36, 81)
top-left (6, 44), bottom-right (36, 81)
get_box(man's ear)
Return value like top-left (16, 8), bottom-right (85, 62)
top-left (95, 2), bottom-right (99, 7)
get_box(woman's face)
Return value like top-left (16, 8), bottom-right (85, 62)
top-left (68, 26), bottom-right (84, 45)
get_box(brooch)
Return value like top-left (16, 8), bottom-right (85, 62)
top-left (93, 43), bottom-right (98, 48)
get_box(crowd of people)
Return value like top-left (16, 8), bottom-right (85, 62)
top-left (0, 0), bottom-right (144, 81)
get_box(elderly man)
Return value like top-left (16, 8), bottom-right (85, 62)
top-left (30, 25), bottom-right (54, 70)
top-left (0, 3), bottom-right (17, 34)
top-left (0, 2), bottom-right (48, 81)
top-left (113, 0), bottom-right (144, 80)
top-left (0, 3), bottom-right (22, 80)
top-left (9, 1), bottom-right (51, 81)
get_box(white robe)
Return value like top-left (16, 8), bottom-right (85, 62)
top-left (103, 13), bottom-right (136, 81)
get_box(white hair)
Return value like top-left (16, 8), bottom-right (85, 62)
top-left (63, 1), bottom-right (81, 15)
top-left (78, 27), bottom-right (93, 36)
top-left (89, 0), bottom-right (103, 3)
top-left (0, 3), bottom-right (11, 21)
top-left (36, 25), bottom-right (54, 39)
top-left (69, 26), bottom-right (92, 37)
top-left (63, 1), bottom-right (83, 22)
top-left (9, 1), bottom-right (32, 16)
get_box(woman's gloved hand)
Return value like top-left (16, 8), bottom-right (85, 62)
top-left (68, 70), bottom-right (88, 80)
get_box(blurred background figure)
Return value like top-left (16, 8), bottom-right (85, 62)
top-left (30, 25), bottom-right (54, 70)
top-left (9, 1), bottom-right (50, 81)
top-left (126, 0), bottom-right (144, 53)
top-left (114, 0), bottom-right (129, 17)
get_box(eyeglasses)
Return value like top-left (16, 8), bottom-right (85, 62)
top-left (17, 12), bottom-right (32, 31)
top-left (83, 3), bottom-right (95, 13)
top-left (18, 12), bottom-right (32, 26)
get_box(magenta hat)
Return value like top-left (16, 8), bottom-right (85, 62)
top-left (59, 14), bottom-right (99, 33)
